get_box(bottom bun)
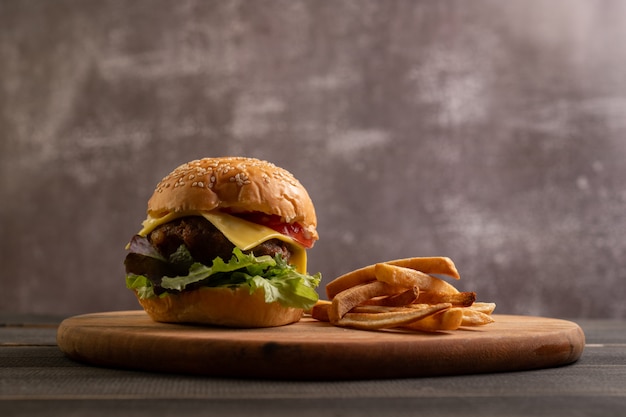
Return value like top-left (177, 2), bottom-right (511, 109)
top-left (135, 286), bottom-right (303, 328)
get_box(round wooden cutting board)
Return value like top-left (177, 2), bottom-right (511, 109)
top-left (57, 311), bottom-right (585, 379)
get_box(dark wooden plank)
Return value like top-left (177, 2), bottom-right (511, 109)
top-left (1, 344), bottom-right (625, 400)
top-left (2, 395), bottom-right (626, 417)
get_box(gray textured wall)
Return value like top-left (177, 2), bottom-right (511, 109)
top-left (2, 0), bottom-right (625, 319)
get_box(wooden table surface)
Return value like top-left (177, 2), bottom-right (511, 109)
top-left (1, 313), bottom-right (625, 416)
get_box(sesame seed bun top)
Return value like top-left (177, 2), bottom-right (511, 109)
top-left (146, 157), bottom-right (318, 241)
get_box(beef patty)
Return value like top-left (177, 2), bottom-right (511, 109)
top-left (148, 216), bottom-right (293, 265)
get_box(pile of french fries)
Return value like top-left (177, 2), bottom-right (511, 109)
top-left (310, 257), bottom-right (495, 332)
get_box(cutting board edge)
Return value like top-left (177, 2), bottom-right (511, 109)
top-left (56, 311), bottom-right (586, 380)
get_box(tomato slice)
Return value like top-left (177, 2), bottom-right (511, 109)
top-left (231, 212), bottom-right (316, 248)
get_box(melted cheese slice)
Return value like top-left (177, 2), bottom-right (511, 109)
top-left (137, 211), bottom-right (307, 273)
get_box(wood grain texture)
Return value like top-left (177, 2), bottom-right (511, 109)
top-left (57, 311), bottom-right (584, 379)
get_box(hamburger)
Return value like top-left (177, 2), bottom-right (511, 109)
top-left (124, 157), bottom-right (321, 327)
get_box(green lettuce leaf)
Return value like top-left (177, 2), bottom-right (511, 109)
top-left (126, 247), bottom-right (321, 310)
top-left (125, 274), bottom-right (156, 299)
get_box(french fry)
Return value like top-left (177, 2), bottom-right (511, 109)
top-left (374, 263), bottom-right (459, 295)
top-left (387, 257), bottom-right (460, 279)
top-left (329, 281), bottom-right (395, 323)
top-left (335, 303), bottom-right (451, 330)
top-left (402, 307), bottom-right (464, 332)
top-left (350, 305), bottom-right (413, 314)
top-left (326, 256), bottom-right (460, 299)
top-left (374, 263), bottom-right (421, 290)
top-left (416, 291), bottom-right (476, 307)
top-left (317, 255), bottom-right (494, 333)
top-left (374, 263), bottom-right (451, 293)
top-left (468, 302), bottom-right (497, 315)
top-left (461, 309), bottom-right (495, 326)
top-left (325, 269), bottom-right (376, 301)
top-left (362, 286), bottom-right (419, 307)
top-left (310, 300), bottom-right (331, 322)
